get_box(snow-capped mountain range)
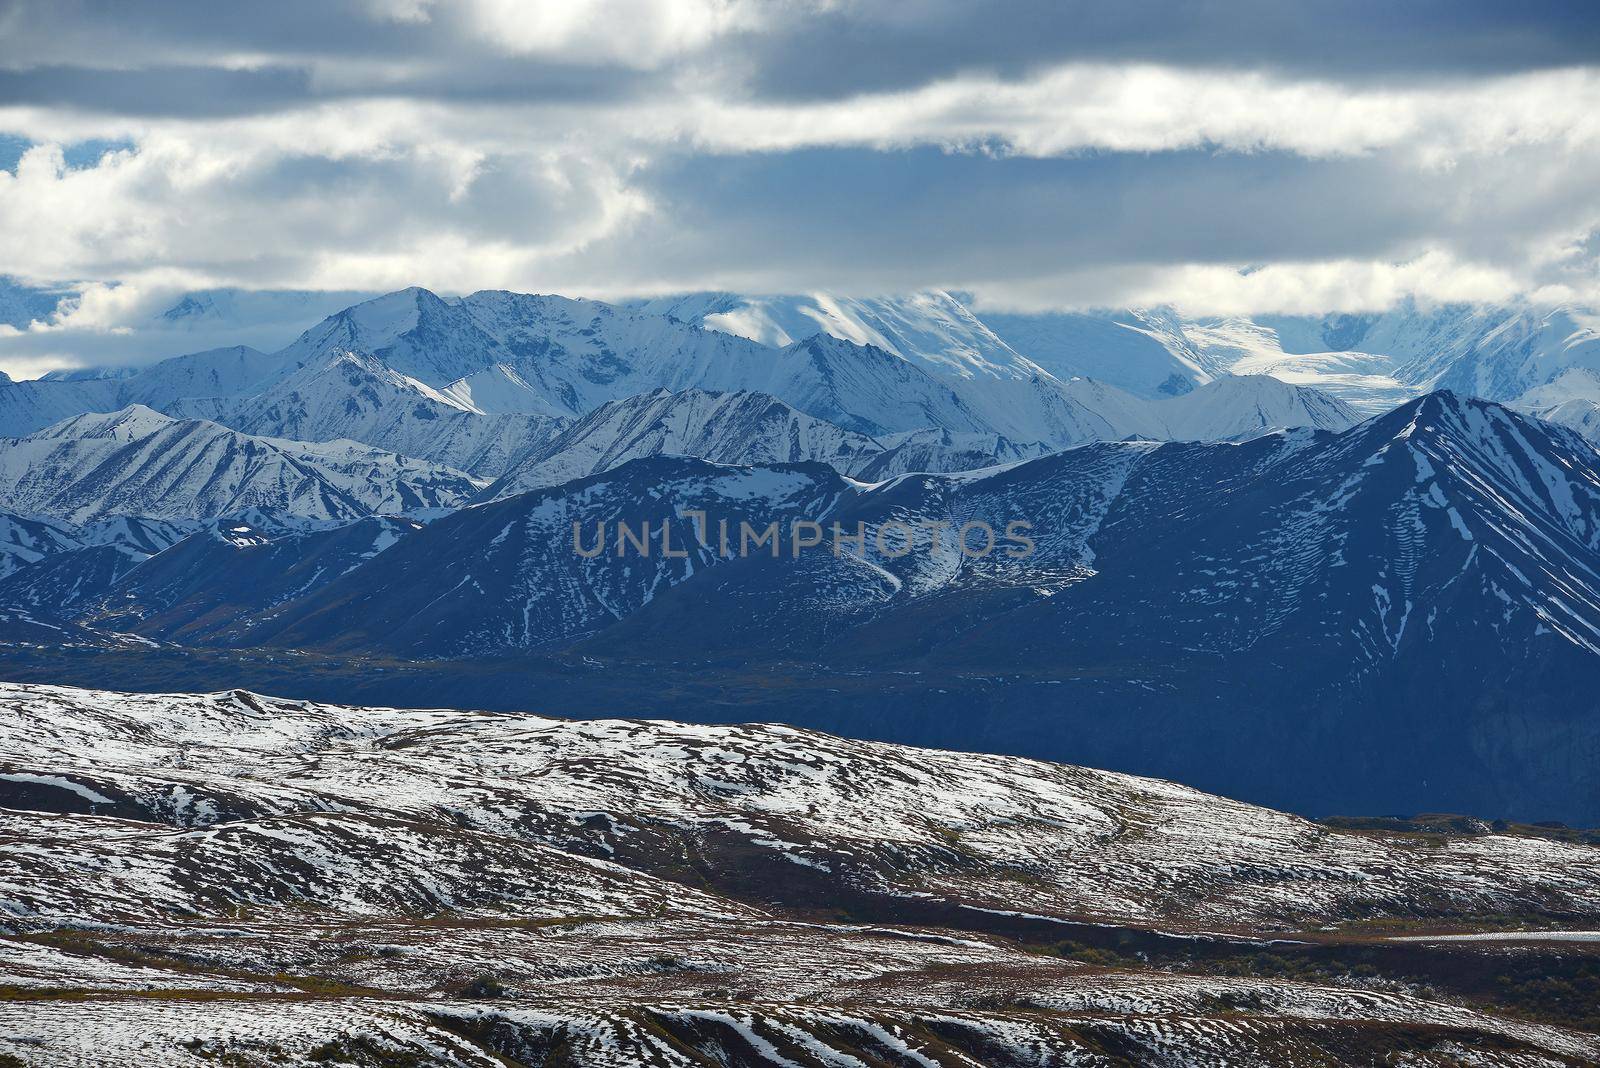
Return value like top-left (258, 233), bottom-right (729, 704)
top-left (0, 405), bottom-right (483, 524)
top-left (0, 287), bottom-right (1376, 478)
top-left (477, 378), bottom-right (1355, 500)
top-left (649, 290), bottom-right (1600, 416)
top-left (0, 510), bottom-right (188, 581)
top-left (180, 349), bottom-right (573, 475)
top-left (8, 286), bottom-right (1597, 452)
top-left (0, 285), bottom-right (1376, 530)
top-left (480, 388), bottom-right (883, 499)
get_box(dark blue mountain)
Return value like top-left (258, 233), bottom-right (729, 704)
top-left (80, 516), bottom-right (425, 645)
top-left (587, 392), bottom-right (1600, 819)
top-left (173, 457), bottom-right (850, 656)
top-left (23, 391), bottom-right (1600, 821)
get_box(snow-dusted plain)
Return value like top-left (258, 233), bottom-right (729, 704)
top-left (3, 683), bottom-right (1600, 1067)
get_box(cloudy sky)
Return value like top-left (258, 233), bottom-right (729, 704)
top-left (1, 0), bottom-right (1599, 374)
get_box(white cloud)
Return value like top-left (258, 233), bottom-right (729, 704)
top-left (970, 251), bottom-right (1583, 318)
top-left (0, 112), bottom-right (653, 294)
top-left (653, 64), bottom-right (1600, 163)
top-left (0, 53), bottom-right (1597, 376)
top-left (381, 0), bottom-right (765, 67)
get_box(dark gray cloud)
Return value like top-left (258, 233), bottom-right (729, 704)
top-left (730, 1), bottom-right (1600, 101)
top-left (564, 144), bottom-right (1592, 299)
top-left (0, 2), bottom-right (665, 119)
top-left (0, 65), bottom-right (316, 118)
top-left (2, 0), bottom-right (1597, 117)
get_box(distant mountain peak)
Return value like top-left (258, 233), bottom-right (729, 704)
top-left (789, 331), bottom-right (896, 360)
top-left (41, 402), bottom-right (183, 440)
top-left (481, 385), bottom-right (883, 499)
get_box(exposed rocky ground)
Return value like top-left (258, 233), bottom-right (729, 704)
top-left (3, 684), bottom-right (1599, 1066)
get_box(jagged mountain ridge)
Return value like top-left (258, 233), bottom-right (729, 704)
top-left (482, 388), bottom-right (884, 499)
top-left (1363, 302), bottom-right (1600, 399)
top-left (982, 306), bottom-right (1221, 397)
top-left (854, 427), bottom-right (1053, 481)
top-left (632, 289), bottom-right (1186, 442)
top-left (189, 349), bottom-right (572, 475)
top-left (0, 288), bottom-right (1371, 473)
top-left (185, 459), bottom-right (849, 655)
top-left (0, 510), bottom-right (192, 580)
top-left (0, 511), bottom-right (85, 580)
top-left (7, 287), bottom-right (1598, 459)
top-left (60, 392), bottom-right (1600, 669)
top-left (656, 288), bottom-right (1600, 415)
top-left (479, 376), bottom-right (1358, 498)
top-left (1164, 301), bottom-right (1600, 411)
top-left (0, 406), bottom-right (484, 523)
top-left (634, 289), bottom-right (1041, 380)
top-left (281, 288), bottom-right (1003, 438)
top-left (587, 390), bottom-right (1600, 818)
top-left (638, 291), bottom-right (1221, 400)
